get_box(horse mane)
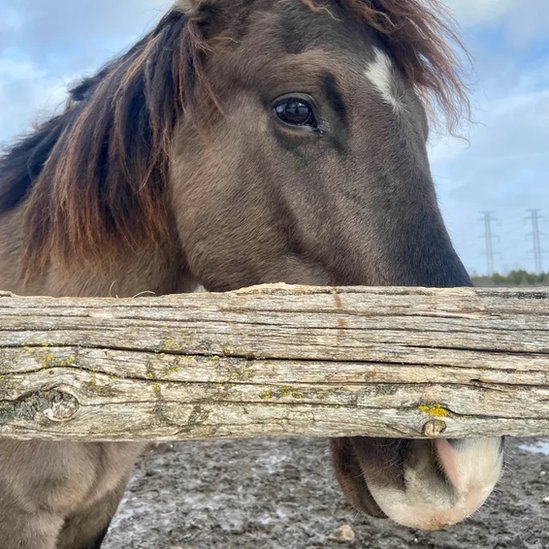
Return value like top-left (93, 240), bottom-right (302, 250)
top-left (303, 0), bottom-right (470, 129)
top-left (0, 7), bottom-right (210, 274)
top-left (0, 0), bottom-right (468, 277)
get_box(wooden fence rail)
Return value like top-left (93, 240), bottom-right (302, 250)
top-left (0, 284), bottom-right (547, 441)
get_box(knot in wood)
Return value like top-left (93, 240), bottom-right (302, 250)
top-left (422, 419), bottom-right (447, 438)
top-left (43, 392), bottom-right (80, 423)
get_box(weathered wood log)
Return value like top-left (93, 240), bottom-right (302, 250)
top-left (0, 284), bottom-right (547, 441)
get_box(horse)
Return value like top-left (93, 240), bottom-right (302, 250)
top-left (0, 0), bottom-right (503, 547)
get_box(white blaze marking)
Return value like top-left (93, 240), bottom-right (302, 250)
top-left (365, 48), bottom-right (399, 110)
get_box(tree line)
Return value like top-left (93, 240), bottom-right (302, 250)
top-left (472, 270), bottom-right (549, 287)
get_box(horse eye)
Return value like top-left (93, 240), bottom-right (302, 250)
top-left (273, 97), bottom-right (317, 128)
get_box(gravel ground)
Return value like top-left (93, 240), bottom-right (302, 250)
top-left (104, 437), bottom-right (548, 549)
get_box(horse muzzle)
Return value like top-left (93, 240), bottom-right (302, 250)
top-left (331, 436), bottom-right (503, 531)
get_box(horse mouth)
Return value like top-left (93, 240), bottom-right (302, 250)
top-left (330, 437), bottom-right (388, 519)
top-left (331, 436), bottom-right (503, 531)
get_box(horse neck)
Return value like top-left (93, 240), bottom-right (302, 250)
top-left (0, 204), bottom-right (196, 298)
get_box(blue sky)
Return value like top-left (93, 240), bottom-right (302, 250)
top-left (0, 0), bottom-right (547, 275)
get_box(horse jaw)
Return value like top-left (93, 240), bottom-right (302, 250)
top-left (335, 437), bottom-right (503, 531)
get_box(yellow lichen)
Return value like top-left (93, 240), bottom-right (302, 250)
top-left (261, 387), bottom-right (303, 400)
top-left (61, 355), bottom-right (76, 366)
top-left (162, 337), bottom-right (180, 352)
top-left (83, 378), bottom-right (113, 396)
top-left (280, 385), bottom-right (304, 399)
top-left (418, 404), bottom-right (449, 418)
top-left (165, 359), bottom-right (184, 376)
top-left (41, 353), bottom-right (55, 368)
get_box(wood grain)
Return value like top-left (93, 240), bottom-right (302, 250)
top-left (0, 284), bottom-right (547, 441)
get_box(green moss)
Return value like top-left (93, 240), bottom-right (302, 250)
top-left (215, 381), bottom-right (235, 393)
top-left (61, 355), bottom-right (76, 367)
top-left (165, 358), bottom-right (185, 376)
top-left (261, 386), bottom-right (304, 401)
top-left (41, 353), bottom-right (56, 369)
top-left (152, 383), bottom-right (162, 394)
top-left (22, 346), bottom-right (78, 370)
top-left (279, 385), bottom-right (304, 399)
top-left (162, 337), bottom-right (181, 352)
top-left (83, 378), bottom-right (115, 397)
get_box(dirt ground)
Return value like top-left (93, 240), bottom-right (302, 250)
top-left (104, 437), bottom-right (548, 549)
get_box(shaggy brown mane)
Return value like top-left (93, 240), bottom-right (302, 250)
top-left (302, 0), bottom-right (470, 130)
top-left (0, 8), bottom-right (210, 275)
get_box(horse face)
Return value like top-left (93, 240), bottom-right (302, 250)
top-left (170, 0), bottom-right (503, 529)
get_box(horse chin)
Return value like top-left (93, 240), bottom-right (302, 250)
top-left (331, 436), bottom-right (503, 531)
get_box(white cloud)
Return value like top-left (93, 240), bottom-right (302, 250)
top-left (432, 1), bottom-right (549, 273)
top-left (444, 0), bottom-right (516, 24)
top-left (0, 58), bottom-right (73, 143)
top-left (429, 68), bottom-right (549, 274)
top-left (0, 0), bottom-right (173, 143)
top-left (445, 0), bottom-right (549, 53)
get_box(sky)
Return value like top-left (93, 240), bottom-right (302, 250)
top-left (0, 0), bottom-right (547, 276)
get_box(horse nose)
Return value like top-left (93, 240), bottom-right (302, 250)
top-left (376, 438), bottom-right (504, 530)
top-left (338, 436), bottom-right (504, 531)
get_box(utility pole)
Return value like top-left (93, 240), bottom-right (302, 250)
top-left (526, 209), bottom-right (545, 273)
top-left (480, 211), bottom-right (497, 275)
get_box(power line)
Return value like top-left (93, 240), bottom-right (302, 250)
top-left (526, 209), bottom-right (546, 273)
top-left (479, 211), bottom-right (497, 275)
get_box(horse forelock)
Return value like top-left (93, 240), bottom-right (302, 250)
top-left (300, 0), bottom-right (470, 132)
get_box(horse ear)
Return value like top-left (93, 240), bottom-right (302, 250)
top-left (176, 0), bottom-right (219, 19)
top-left (175, 0), bottom-right (223, 36)
top-left (176, 0), bottom-right (203, 17)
